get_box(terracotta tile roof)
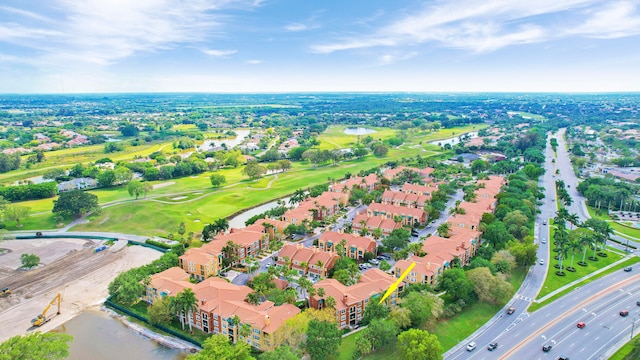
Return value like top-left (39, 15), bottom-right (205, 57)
top-left (214, 229), bottom-right (266, 247)
top-left (181, 245), bottom-right (222, 263)
top-left (149, 268), bottom-right (193, 297)
top-left (320, 231), bottom-right (376, 250)
top-left (368, 202), bottom-right (426, 218)
top-left (311, 268), bottom-right (397, 311)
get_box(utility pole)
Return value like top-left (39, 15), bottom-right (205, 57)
top-left (632, 317), bottom-right (636, 340)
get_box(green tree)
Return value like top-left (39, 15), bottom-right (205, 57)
top-left (436, 222), bottom-right (451, 238)
top-left (258, 345), bottom-right (300, 360)
top-left (174, 288), bottom-right (199, 331)
top-left (438, 268), bottom-right (474, 302)
top-left (379, 260), bottom-right (391, 272)
top-left (186, 334), bottom-right (255, 360)
top-left (20, 253), bottom-right (40, 269)
top-left (127, 180), bottom-right (145, 199)
top-left (0, 332), bottom-right (73, 360)
top-left (3, 205), bottom-right (30, 227)
top-left (362, 319), bottom-right (398, 351)
top-left (52, 190), bottom-right (99, 218)
top-left (467, 267), bottom-right (513, 304)
top-left (389, 306), bottom-right (412, 330)
top-left (108, 272), bottom-right (145, 306)
top-left (97, 170), bottom-right (117, 187)
top-left (361, 301), bottom-right (390, 325)
top-left (483, 221), bottom-right (513, 249)
top-left (210, 173), bottom-right (226, 188)
top-left (148, 296), bottom-right (173, 326)
top-left (382, 228), bottom-right (411, 250)
top-left (242, 161), bottom-right (267, 179)
top-left (42, 168), bottom-right (66, 180)
top-left (305, 319), bottom-right (342, 360)
top-left (397, 328), bottom-right (443, 360)
top-left (402, 292), bottom-right (433, 327)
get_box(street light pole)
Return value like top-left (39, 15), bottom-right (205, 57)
top-left (632, 317), bottom-right (636, 341)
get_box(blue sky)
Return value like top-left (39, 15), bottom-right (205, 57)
top-left (1, 0), bottom-right (640, 93)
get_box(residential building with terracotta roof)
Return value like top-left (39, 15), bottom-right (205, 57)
top-left (282, 206), bottom-right (313, 226)
top-left (318, 231), bottom-right (377, 261)
top-left (329, 173), bottom-right (379, 193)
top-left (351, 213), bottom-right (401, 237)
top-left (366, 202), bottom-right (426, 226)
top-left (215, 228), bottom-right (270, 263)
top-left (400, 182), bottom-right (438, 196)
top-left (146, 268), bottom-right (300, 351)
top-left (179, 244), bottom-right (224, 281)
top-left (276, 243), bottom-right (339, 279)
top-left (382, 166), bottom-right (435, 181)
top-left (309, 268), bottom-right (403, 329)
top-left (381, 190), bottom-right (429, 209)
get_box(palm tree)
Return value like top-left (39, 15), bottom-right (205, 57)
top-left (172, 288), bottom-right (198, 331)
top-left (372, 227), bottom-right (383, 240)
top-left (245, 291), bottom-right (261, 305)
top-left (579, 234), bottom-right (592, 266)
top-left (449, 200), bottom-right (466, 215)
top-left (317, 287), bottom-right (325, 298)
top-left (298, 277), bottom-right (313, 306)
top-left (214, 218), bottom-right (229, 234)
top-left (566, 239), bottom-right (582, 271)
top-left (437, 222), bottom-right (451, 238)
top-left (239, 323), bottom-right (251, 341)
top-left (566, 213), bottom-right (580, 230)
top-left (325, 296), bottom-right (337, 309)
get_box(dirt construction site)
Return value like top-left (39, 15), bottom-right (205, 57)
top-left (0, 238), bottom-right (161, 343)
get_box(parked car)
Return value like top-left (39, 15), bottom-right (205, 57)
top-left (577, 322), bottom-right (586, 329)
top-left (621, 310), bottom-right (629, 317)
top-left (542, 220), bottom-right (547, 225)
top-left (411, 229), bottom-right (420, 237)
top-left (369, 259), bottom-right (380, 265)
top-left (466, 342), bottom-right (476, 351)
top-left (487, 342), bottom-right (498, 351)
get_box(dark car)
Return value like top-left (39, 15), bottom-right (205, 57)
top-left (625, 267), bottom-right (633, 272)
top-left (621, 310), bottom-right (629, 317)
top-left (506, 307), bottom-right (515, 315)
top-left (577, 322), bottom-right (585, 329)
top-left (411, 229), bottom-right (420, 237)
top-left (558, 357), bottom-right (570, 360)
top-left (487, 342), bottom-right (498, 351)
top-left (636, 300), bottom-right (640, 306)
top-left (542, 344), bottom-right (553, 352)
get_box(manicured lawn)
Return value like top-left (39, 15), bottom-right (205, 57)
top-left (529, 256), bottom-right (640, 312)
top-left (610, 222), bottom-right (640, 240)
top-left (536, 248), bottom-right (624, 300)
top-left (609, 336), bottom-right (639, 360)
top-left (433, 302), bottom-right (503, 351)
top-left (337, 333), bottom-right (359, 360)
top-left (317, 125), bottom-right (398, 150)
top-left (587, 206), bottom-right (611, 220)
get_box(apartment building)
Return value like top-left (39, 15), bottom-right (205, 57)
top-left (351, 213), bottom-right (401, 237)
top-left (276, 243), bottom-right (339, 279)
top-left (146, 268), bottom-right (300, 352)
top-left (309, 268), bottom-right (403, 329)
top-left (318, 231), bottom-right (377, 260)
top-left (366, 202), bottom-right (427, 226)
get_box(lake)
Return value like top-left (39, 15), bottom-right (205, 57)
top-left (52, 310), bottom-right (187, 360)
top-left (428, 131), bottom-right (478, 147)
top-left (228, 197), bottom-right (290, 229)
top-left (343, 127), bottom-right (377, 135)
top-left (197, 129), bottom-right (250, 152)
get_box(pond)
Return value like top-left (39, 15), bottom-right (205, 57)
top-left (343, 127), bottom-right (377, 135)
top-left (197, 129), bottom-right (250, 152)
top-left (52, 310), bottom-right (187, 360)
top-left (228, 197), bottom-right (290, 229)
top-left (428, 131), bottom-right (478, 147)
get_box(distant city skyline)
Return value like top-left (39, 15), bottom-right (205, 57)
top-left (1, 0), bottom-right (640, 93)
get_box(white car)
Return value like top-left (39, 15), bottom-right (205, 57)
top-left (539, 259), bottom-right (545, 265)
top-left (466, 342), bottom-right (477, 351)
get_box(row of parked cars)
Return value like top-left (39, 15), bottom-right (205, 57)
top-left (358, 254), bottom-right (392, 270)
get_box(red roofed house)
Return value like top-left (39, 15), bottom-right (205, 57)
top-left (146, 268), bottom-right (300, 351)
top-left (276, 243), bottom-right (339, 279)
top-left (309, 268), bottom-right (403, 329)
top-left (381, 190), bottom-right (430, 209)
top-left (318, 231), bottom-right (377, 261)
top-left (351, 213), bottom-right (401, 237)
top-left (366, 202), bottom-right (426, 226)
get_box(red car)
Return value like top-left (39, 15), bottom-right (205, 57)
top-left (577, 322), bottom-right (586, 329)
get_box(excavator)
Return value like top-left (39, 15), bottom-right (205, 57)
top-left (31, 293), bottom-right (61, 327)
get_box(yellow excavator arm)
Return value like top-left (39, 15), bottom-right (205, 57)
top-left (31, 293), bottom-right (61, 326)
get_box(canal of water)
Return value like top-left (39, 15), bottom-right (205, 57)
top-left (52, 310), bottom-right (187, 360)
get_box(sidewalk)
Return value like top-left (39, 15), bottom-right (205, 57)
top-left (535, 255), bottom-right (632, 303)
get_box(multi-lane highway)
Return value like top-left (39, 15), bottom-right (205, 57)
top-left (446, 129), bottom-right (639, 359)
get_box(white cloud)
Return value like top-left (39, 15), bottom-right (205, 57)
top-left (246, 59), bottom-right (262, 64)
top-left (0, 5), bottom-right (54, 22)
top-left (285, 23), bottom-right (309, 32)
top-left (201, 48), bottom-right (238, 57)
top-left (311, 0), bottom-right (639, 54)
top-left (0, 0), bottom-right (260, 68)
top-left (566, 1), bottom-right (640, 38)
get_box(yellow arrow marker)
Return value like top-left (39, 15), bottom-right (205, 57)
top-left (379, 261), bottom-right (415, 304)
